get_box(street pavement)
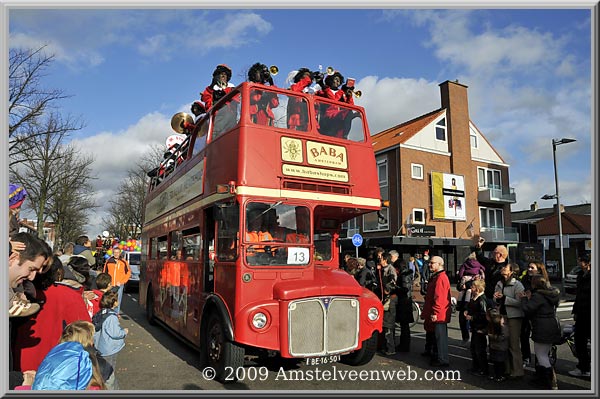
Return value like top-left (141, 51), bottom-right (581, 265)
top-left (114, 289), bottom-right (592, 392)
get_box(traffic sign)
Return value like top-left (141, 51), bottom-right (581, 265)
top-left (351, 233), bottom-right (363, 247)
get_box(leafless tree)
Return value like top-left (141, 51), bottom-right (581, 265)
top-left (102, 145), bottom-right (163, 239)
top-left (9, 46), bottom-right (83, 161)
top-left (10, 116), bottom-right (96, 241)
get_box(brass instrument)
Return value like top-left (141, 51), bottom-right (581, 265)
top-left (269, 65), bottom-right (279, 76)
top-left (326, 66), bottom-right (335, 75)
top-left (353, 90), bottom-right (362, 98)
top-left (171, 112), bottom-right (194, 134)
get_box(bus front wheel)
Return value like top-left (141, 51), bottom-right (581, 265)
top-left (205, 313), bottom-right (244, 383)
top-left (340, 331), bottom-right (378, 366)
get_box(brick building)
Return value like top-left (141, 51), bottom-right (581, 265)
top-left (341, 80), bottom-right (518, 278)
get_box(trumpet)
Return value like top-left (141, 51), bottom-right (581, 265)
top-left (353, 90), bottom-right (362, 98)
top-left (269, 65), bottom-right (279, 76)
top-left (326, 66), bottom-right (335, 75)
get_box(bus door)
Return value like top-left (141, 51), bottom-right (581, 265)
top-left (212, 202), bottom-right (239, 314)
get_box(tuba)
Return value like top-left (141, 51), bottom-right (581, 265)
top-left (170, 112), bottom-right (194, 134)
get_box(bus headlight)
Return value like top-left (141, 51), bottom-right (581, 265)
top-left (367, 307), bottom-right (379, 321)
top-left (252, 312), bottom-right (268, 329)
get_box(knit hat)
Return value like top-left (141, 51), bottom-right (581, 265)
top-left (9, 184), bottom-right (27, 209)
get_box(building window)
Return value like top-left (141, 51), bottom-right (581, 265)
top-left (470, 132), bottom-right (478, 148)
top-left (342, 218), bottom-right (359, 238)
top-left (364, 156), bottom-right (389, 232)
top-left (412, 208), bottom-right (425, 225)
top-left (479, 207), bottom-right (504, 229)
top-left (435, 118), bottom-right (446, 141)
top-left (477, 167), bottom-right (502, 195)
top-left (411, 163), bottom-right (423, 180)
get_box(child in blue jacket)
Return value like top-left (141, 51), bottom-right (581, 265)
top-left (93, 290), bottom-right (128, 389)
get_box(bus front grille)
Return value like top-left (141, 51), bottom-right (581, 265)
top-left (288, 297), bottom-right (359, 357)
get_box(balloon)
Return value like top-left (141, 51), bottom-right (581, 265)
top-left (104, 254), bottom-right (110, 259)
top-left (135, 246), bottom-right (141, 251)
top-left (102, 231), bottom-right (109, 238)
top-left (118, 244), bottom-right (124, 250)
top-left (120, 240), bottom-right (126, 245)
top-left (107, 249), bottom-right (113, 256)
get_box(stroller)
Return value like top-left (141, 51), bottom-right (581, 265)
top-left (549, 323), bottom-right (590, 366)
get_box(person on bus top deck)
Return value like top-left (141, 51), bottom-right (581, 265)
top-left (201, 64), bottom-right (236, 111)
top-left (287, 68), bottom-right (323, 131)
top-left (180, 101), bottom-right (207, 133)
top-left (247, 62), bottom-right (280, 126)
top-left (316, 70), bottom-right (357, 139)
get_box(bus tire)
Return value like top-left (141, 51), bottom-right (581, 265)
top-left (340, 331), bottom-right (377, 366)
top-left (205, 313), bottom-right (244, 383)
top-left (146, 288), bottom-right (157, 326)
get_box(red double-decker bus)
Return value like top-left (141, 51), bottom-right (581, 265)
top-left (139, 80), bottom-right (383, 382)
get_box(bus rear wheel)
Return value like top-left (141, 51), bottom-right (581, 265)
top-left (340, 331), bottom-right (377, 366)
top-left (205, 313), bottom-right (244, 383)
top-left (146, 288), bottom-right (157, 326)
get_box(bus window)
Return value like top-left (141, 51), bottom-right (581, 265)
top-left (170, 231), bottom-right (182, 260)
top-left (314, 99), bottom-right (365, 142)
top-left (182, 227), bottom-right (201, 261)
top-left (149, 237), bottom-right (156, 259)
top-left (157, 236), bottom-right (168, 260)
top-left (245, 202), bottom-right (310, 266)
top-left (314, 232), bottom-right (332, 261)
top-left (191, 119), bottom-right (209, 157)
top-left (216, 203), bottom-right (239, 262)
top-left (283, 93), bottom-right (309, 132)
top-left (212, 92), bottom-right (241, 140)
top-left (249, 88), bottom-right (280, 127)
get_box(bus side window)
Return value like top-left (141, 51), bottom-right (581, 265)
top-left (149, 237), bottom-right (156, 259)
top-left (212, 93), bottom-right (241, 140)
top-left (170, 231), bottom-right (182, 260)
top-left (192, 119), bottom-right (208, 157)
top-left (157, 236), bottom-right (168, 260)
top-left (182, 227), bottom-right (201, 261)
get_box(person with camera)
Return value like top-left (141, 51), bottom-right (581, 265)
top-left (286, 68), bottom-right (323, 131)
top-left (247, 62), bottom-right (279, 126)
top-left (472, 236), bottom-right (509, 301)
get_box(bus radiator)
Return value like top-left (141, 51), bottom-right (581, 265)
top-left (288, 297), bottom-right (359, 357)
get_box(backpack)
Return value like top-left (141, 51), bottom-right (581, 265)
top-left (92, 308), bottom-right (115, 332)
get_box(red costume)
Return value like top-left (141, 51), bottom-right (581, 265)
top-left (249, 88), bottom-right (279, 126)
top-left (287, 74), bottom-right (313, 131)
top-left (13, 282), bottom-right (91, 371)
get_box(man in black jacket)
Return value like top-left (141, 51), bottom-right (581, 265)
top-left (472, 237), bottom-right (508, 300)
top-left (568, 253), bottom-right (591, 378)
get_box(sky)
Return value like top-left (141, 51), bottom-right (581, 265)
top-left (6, 3), bottom-right (595, 237)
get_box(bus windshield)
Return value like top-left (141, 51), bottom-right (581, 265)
top-left (245, 201), bottom-right (310, 266)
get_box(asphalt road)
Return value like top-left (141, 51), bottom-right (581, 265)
top-left (114, 290), bottom-right (592, 392)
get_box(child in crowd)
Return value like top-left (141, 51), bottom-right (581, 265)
top-left (93, 290), bottom-right (128, 389)
top-left (59, 320), bottom-right (108, 390)
top-left (465, 279), bottom-right (489, 376)
top-left (381, 280), bottom-right (398, 356)
top-left (30, 341), bottom-right (93, 390)
top-left (457, 252), bottom-right (486, 306)
top-left (487, 309), bottom-right (509, 382)
top-left (88, 273), bottom-right (113, 316)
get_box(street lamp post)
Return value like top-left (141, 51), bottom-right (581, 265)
top-left (541, 137), bottom-right (576, 282)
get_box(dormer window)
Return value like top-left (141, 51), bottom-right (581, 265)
top-left (435, 118), bottom-right (446, 141)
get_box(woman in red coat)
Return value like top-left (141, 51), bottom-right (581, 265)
top-left (13, 256), bottom-right (91, 372)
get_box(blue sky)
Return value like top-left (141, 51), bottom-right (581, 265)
top-left (7, 5), bottom-right (594, 236)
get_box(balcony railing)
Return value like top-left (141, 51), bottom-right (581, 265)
top-left (480, 227), bottom-right (519, 243)
top-left (478, 186), bottom-right (517, 204)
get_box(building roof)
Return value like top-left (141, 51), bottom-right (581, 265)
top-left (536, 212), bottom-right (591, 235)
top-left (511, 203), bottom-right (591, 223)
top-left (371, 109), bottom-right (445, 153)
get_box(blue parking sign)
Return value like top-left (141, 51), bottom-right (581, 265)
top-left (352, 233), bottom-right (363, 247)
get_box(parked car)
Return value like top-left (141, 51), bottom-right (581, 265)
top-left (563, 265), bottom-right (581, 295)
top-left (123, 251), bottom-right (141, 291)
